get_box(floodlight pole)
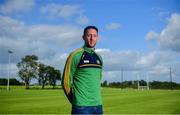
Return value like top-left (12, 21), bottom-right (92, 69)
top-left (121, 69), bottom-right (123, 89)
top-left (146, 72), bottom-right (149, 90)
top-left (170, 67), bottom-right (173, 90)
top-left (7, 50), bottom-right (13, 91)
top-left (137, 74), bottom-right (140, 90)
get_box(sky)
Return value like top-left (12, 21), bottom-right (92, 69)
top-left (0, 0), bottom-right (180, 83)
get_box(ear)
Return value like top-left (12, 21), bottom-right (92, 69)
top-left (82, 35), bottom-right (85, 40)
top-left (97, 35), bottom-right (100, 41)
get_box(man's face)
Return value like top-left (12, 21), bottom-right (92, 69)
top-left (83, 28), bottom-right (98, 48)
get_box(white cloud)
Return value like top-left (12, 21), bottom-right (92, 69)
top-left (105, 23), bottom-right (121, 30)
top-left (0, 52), bottom-right (68, 79)
top-left (76, 15), bottom-right (89, 25)
top-left (0, 15), bottom-right (83, 77)
top-left (95, 48), bottom-right (110, 53)
top-left (1, 11), bottom-right (180, 83)
top-left (97, 49), bottom-right (141, 71)
top-left (0, 15), bottom-right (82, 48)
top-left (149, 64), bottom-right (169, 76)
top-left (0, 0), bottom-right (35, 14)
top-left (0, 15), bottom-right (25, 39)
top-left (136, 51), bottom-right (176, 69)
top-left (0, 63), bottom-right (18, 79)
top-left (172, 62), bottom-right (180, 81)
top-left (97, 49), bottom-right (175, 71)
top-left (27, 24), bottom-right (82, 47)
top-left (146, 13), bottom-right (180, 52)
top-left (145, 31), bottom-right (159, 40)
top-left (96, 48), bottom-right (180, 82)
top-left (102, 71), bottom-right (121, 82)
top-left (143, 13), bottom-right (180, 82)
top-left (40, 53), bottom-right (68, 71)
top-left (40, 4), bottom-right (83, 19)
top-left (151, 7), bottom-right (170, 20)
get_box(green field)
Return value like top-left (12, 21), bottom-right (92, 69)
top-left (0, 86), bottom-right (180, 114)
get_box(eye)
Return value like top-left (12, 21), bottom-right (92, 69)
top-left (87, 34), bottom-right (91, 37)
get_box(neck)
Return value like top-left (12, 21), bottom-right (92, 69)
top-left (84, 45), bottom-right (95, 50)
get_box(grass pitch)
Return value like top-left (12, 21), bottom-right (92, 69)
top-left (0, 86), bottom-right (180, 114)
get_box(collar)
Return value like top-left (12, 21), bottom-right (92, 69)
top-left (83, 45), bottom-right (95, 54)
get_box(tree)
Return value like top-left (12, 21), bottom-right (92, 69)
top-left (50, 68), bottom-right (61, 88)
top-left (46, 66), bottom-right (61, 89)
top-left (10, 78), bottom-right (22, 85)
top-left (38, 63), bottom-right (48, 89)
top-left (38, 64), bottom-right (61, 89)
top-left (102, 80), bottom-right (108, 87)
top-left (0, 78), bottom-right (7, 85)
top-left (17, 55), bottom-right (38, 89)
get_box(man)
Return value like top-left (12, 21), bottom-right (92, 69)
top-left (62, 26), bottom-right (103, 114)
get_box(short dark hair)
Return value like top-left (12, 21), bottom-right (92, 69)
top-left (83, 26), bottom-right (98, 35)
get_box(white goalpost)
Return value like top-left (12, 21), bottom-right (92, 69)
top-left (137, 72), bottom-right (150, 90)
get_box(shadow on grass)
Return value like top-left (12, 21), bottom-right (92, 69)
top-left (26, 85), bottom-right (63, 90)
top-left (0, 85), bottom-right (63, 90)
top-left (28, 87), bottom-right (63, 90)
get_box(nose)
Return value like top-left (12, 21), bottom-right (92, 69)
top-left (90, 35), bottom-right (93, 40)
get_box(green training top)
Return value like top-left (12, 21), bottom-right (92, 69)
top-left (62, 45), bottom-right (103, 106)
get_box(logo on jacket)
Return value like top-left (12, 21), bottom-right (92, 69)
top-left (84, 60), bottom-right (89, 63)
top-left (96, 60), bottom-right (100, 64)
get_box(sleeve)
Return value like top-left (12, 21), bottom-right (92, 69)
top-left (62, 52), bottom-right (77, 104)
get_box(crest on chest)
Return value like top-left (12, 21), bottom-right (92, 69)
top-left (77, 51), bottom-right (102, 69)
